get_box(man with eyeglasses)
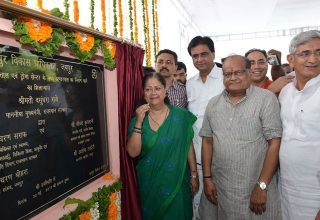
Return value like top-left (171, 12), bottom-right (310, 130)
top-left (155, 49), bottom-right (187, 108)
top-left (279, 30), bottom-right (320, 220)
top-left (245, 49), bottom-right (294, 94)
top-left (200, 55), bottom-right (282, 219)
top-left (186, 36), bottom-right (224, 219)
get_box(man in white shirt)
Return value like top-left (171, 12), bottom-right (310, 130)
top-left (279, 30), bottom-right (320, 220)
top-left (186, 36), bottom-right (224, 219)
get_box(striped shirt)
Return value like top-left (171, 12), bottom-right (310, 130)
top-left (199, 85), bottom-right (282, 219)
top-left (167, 80), bottom-right (187, 108)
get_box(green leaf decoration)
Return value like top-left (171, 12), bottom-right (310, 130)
top-left (101, 42), bottom-right (116, 70)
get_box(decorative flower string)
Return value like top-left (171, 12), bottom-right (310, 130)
top-left (152, 0), bottom-right (157, 60)
top-left (133, 0), bottom-right (138, 43)
top-left (90, 0), bottom-right (95, 29)
top-left (12, 0), bottom-right (27, 6)
top-left (128, 0), bottom-right (134, 41)
top-left (74, 32), bottom-right (95, 52)
top-left (118, 0), bottom-right (123, 37)
top-left (23, 17), bottom-right (52, 43)
top-left (63, 0), bottom-right (70, 20)
top-left (155, 0), bottom-right (159, 51)
top-left (79, 211), bottom-right (91, 220)
top-left (102, 40), bottom-right (116, 70)
top-left (101, 0), bottom-right (106, 33)
top-left (73, 0), bottom-right (79, 24)
top-left (144, 0), bottom-right (151, 66)
top-left (107, 192), bottom-right (118, 220)
top-left (37, 0), bottom-right (42, 10)
top-left (113, 0), bottom-right (118, 36)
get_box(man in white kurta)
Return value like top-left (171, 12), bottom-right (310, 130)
top-left (279, 30), bottom-right (320, 220)
top-left (186, 36), bottom-right (224, 219)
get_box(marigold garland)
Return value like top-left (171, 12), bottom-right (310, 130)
top-left (133, 0), bottom-right (138, 43)
top-left (152, 0), bottom-right (157, 60)
top-left (79, 211), bottom-right (91, 220)
top-left (128, 0), bottom-right (134, 41)
top-left (90, 0), bottom-right (95, 29)
top-left (113, 0), bottom-right (118, 36)
top-left (73, 0), bottom-right (79, 24)
top-left (65, 31), bottom-right (101, 62)
top-left (102, 40), bottom-right (116, 70)
top-left (142, 0), bottom-right (151, 66)
top-left (101, 0), bottom-right (106, 33)
top-left (12, 0), bottom-right (27, 6)
top-left (63, 0), bottom-right (70, 20)
top-left (118, 0), bottom-right (123, 37)
top-left (12, 9), bottom-right (65, 57)
top-left (155, 0), bottom-right (159, 51)
top-left (60, 180), bottom-right (122, 220)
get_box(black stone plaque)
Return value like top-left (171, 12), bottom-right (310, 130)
top-left (0, 45), bottom-right (109, 219)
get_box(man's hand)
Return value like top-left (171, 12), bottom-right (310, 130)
top-left (250, 184), bottom-right (267, 215)
top-left (203, 178), bottom-right (217, 205)
top-left (268, 76), bottom-right (295, 93)
top-left (267, 49), bottom-right (282, 65)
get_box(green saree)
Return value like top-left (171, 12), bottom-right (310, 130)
top-left (129, 105), bottom-right (196, 220)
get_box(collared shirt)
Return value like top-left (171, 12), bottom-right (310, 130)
top-left (279, 74), bottom-right (320, 219)
top-left (199, 85), bottom-right (282, 219)
top-left (261, 77), bottom-right (273, 89)
top-left (167, 80), bottom-right (187, 108)
top-left (186, 65), bottom-right (224, 164)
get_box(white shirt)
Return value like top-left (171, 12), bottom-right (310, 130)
top-left (186, 65), bottom-right (224, 164)
top-left (279, 74), bottom-right (320, 220)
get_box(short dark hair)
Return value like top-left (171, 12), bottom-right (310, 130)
top-left (187, 36), bottom-right (215, 55)
top-left (156, 49), bottom-right (178, 64)
top-left (244, 48), bottom-right (267, 59)
top-left (177, 61), bottom-right (187, 73)
top-left (143, 66), bottom-right (156, 75)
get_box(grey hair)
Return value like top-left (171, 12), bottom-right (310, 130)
top-left (289, 30), bottom-right (320, 54)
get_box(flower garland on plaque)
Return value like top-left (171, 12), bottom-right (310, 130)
top-left (102, 40), bottom-right (116, 70)
top-left (60, 178), bottom-right (122, 220)
top-left (65, 31), bottom-right (101, 62)
top-left (12, 7), bottom-right (64, 57)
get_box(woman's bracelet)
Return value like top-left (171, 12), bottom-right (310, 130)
top-left (190, 175), bottom-right (199, 179)
top-left (134, 126), bottom-right (142, 130)
top-left (132, 128), bottom-right (142, 134)
top-left (203, 175), bottom-right (212, 179)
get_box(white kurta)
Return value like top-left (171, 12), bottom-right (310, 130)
top-left (279, 75), bottom-right (320, 220)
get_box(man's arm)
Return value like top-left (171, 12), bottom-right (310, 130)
top-left (250, 137), bottom-right (281, 215)
top-left (201, 136), bottom-right (217, 204)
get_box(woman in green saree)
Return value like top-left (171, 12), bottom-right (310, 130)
top-left (126, 73), bottom-right (199, 220)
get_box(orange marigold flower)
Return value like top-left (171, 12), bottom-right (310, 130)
top-left (103, 173), bottom-right (115, 181)
top-left (104, 40), bottom-right (116, 58)
top-left (107, 192), bottom-right (118, 220)
top-left (12, 0), bottom-right (27, 6)
top-left (79, 211), bottom-right (91, 220)
top-left (74, 32), bottom-right (95, 52)
top-left (23, 18), bottom-right (52, 43)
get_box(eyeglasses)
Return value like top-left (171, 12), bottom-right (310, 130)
top-left (249, 60), bottom-right (267, 66)
top-left (191, 51), bottom-right (211, 60)
top-left (223, 70), bottom-right (247, 79)
top-left (156, 60), bottom-right (174, 65)
top-left (294, 50), bottom-right (320, 59)
top-left (144, 86), bottom-right (164, 94)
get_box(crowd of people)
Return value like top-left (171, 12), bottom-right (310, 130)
top-left (126, 30), bottom-right (320, 220)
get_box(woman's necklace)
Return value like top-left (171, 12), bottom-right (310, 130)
top-left (148, 106), bottom-right (169, 127)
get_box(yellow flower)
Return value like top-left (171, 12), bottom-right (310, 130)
top-left (74, 32), bottom-right (95, 52)
top-left (12, 0), bottom-right (27, 6)
top-left (104, 40), bottom-right (116, 58)
top-left (21, 17), bottom-right (52, 43)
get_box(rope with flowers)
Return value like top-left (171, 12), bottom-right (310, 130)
top-left (73, 0), bottom-right (79, 24)
top-left (63, 0), bottom-right (70, 20)
top-left (101, 0), bottom-right (106, 33)
top-left (12, 7), bottom-right (65, 57)
top-left (141, 0), bottom-right (149, 66)
top-left (143, 0), bottom-right (151, 66)
top-left (11, 0), bottom-right (27, 6)
top-left (151, 0), bottom-right (157, 60)
top-left (133, 0), bottom-right (138, 43)
top-left (90, 0), bottom-right (95, 29)
top-left (113, 0), bottom-right (118, 36)
top-left (65, 31), bottom-right (101, 62)
top-left (60, 180), bottom-right (122, 220)
top-left (154, 0), bottom-right (159, 52)
top-left (128, 0), bottom-right (134, 41)
top-left (101, 40), bottom-right (116, 70)
top-left (118, 0), bottom-right (123, 37)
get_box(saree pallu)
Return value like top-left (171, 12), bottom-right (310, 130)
top-left (129, 105), bottom-right (196, 220)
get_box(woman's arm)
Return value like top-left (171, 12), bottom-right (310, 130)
top-left (188, 142), bottom-right (199, 195)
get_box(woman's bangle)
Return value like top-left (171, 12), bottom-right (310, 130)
top-left (132, 129), bottom-right (142, 134)
top-left (190, 175), bottom-right (199, 179)
top-left (203, 175), bottom-right (212, 179)
top-left (134, 126), bottom-right (142, 130)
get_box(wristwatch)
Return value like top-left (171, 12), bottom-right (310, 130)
top-left (257, 180), bottom-right (267, 190)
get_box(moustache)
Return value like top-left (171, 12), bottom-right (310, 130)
top-left (160, 67), bottom-right (169, 72)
